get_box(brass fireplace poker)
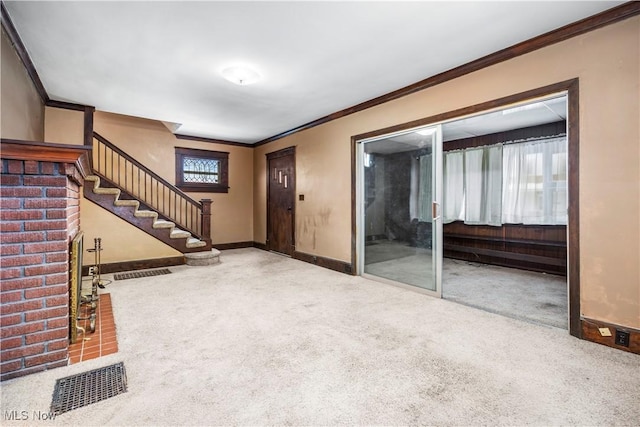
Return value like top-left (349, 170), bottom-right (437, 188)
top-left (87, 237), bottom-right (106, 289)
top-left (79, 237), bottom-right (106, 334)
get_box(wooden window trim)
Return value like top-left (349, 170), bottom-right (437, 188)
top-left (175, 147), bottom-right (229, 193)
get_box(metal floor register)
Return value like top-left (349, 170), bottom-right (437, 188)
top-left (114, 268), bottom-right (172, 281)
top-left (51, 362), bottom-right (128, 415)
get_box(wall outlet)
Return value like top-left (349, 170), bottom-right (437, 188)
top-left (614, 329), bottom-right (630, 347)
top-left (88, 266), bottom-right (95, 276)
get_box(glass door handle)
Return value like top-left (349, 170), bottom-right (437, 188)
top-left (432, 201), bottom-right (440, 221)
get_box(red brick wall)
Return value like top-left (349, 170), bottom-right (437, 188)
top-left (0, 159), bottom-right (81, 381)
top-left (66, 172), bottom-right (80, 241)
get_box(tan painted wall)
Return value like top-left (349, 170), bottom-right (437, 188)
top-left (44, 106), bottom-right (84, 145)
top-left (0, 27), bottom-right (44, 140)
top-left (80, 195), bottom-right (181, 266)
top-left (254, 17), bottom-right (640, 328)
top-left (92, 112), bottom-right (254, 248)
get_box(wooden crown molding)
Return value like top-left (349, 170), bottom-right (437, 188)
top-left (0, 139), bottom-right (92, 179)
top-left (46, 99), bottom-right (95, 112)
top-left (352, 79), bottom-right (578, 142)
top-left (175, 133), bottom-right (250, 148)
top-left (3, 1), bottom-right (636, 148)
top-left (3, 3), bottom-right (95, 116)
top-left (1, 2), bottom-right (49, 103)
top-left (255, 2), bottom-right (640, 147)
top-left (265, 146), bottom-right (295, 160)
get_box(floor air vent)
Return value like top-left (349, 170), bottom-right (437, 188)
top-left (51, 362), bottom-right (127, 415)
top-left (114, 268), bottom-right (172, 281)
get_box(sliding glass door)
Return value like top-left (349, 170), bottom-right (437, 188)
top-left (359, 125), bottom-right (442, 295)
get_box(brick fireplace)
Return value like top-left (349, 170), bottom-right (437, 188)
top-left (0, 140), bottom-right (90, 381)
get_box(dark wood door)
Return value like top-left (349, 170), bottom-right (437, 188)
top-left (267, 147), bottom-right (295, 256)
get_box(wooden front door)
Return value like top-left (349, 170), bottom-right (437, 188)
top-left (267, 147), bottom-right (295, 256)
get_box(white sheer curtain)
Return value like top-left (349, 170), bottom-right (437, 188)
top-left (502, 136), bottom-right (567, 225)
top-left (418, 154), bottom-right (432, 222)
top-left (465, 144), bottom-right (503, 226)
top-left (443, 151), bottom-right (465, 223)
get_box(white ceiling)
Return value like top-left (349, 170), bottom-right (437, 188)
top-left (4, 1), bottom-right (622, 144)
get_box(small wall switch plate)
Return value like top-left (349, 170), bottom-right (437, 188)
top-left (598, 327), bottom-right (612, 337)
top-left (299, 194), bottom-right (304, 201)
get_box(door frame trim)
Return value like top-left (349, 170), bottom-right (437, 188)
top-left (266, 146), bottom-right (296, 255)
top-left (351, 79), bottom-right (580, 337)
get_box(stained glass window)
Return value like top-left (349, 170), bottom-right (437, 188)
top-left (182, 157), bottom-right (220, 184)
top-left (175, 148), bottom-right (229, 193)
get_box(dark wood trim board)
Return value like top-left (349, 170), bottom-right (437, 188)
top-left (581, 318), bottom-right (640, 354)
top-left (84, 106), bottom-right (95, 147)
top-left (256, 3), bottom-right (638, 146)
top-left (350, 79), bottom-right (581, 337)
top-left (81, 255), bottom-right (185, 276)
top-left (175, 133), bottom-right (250, 148)
top-left (566, 79), bottom-right (581, 338)
top-left (45, 100), bottom-right (90, 111)
top-left (1, 2), bottom-right (49, 103)
top-left (250, 242), bottom-right (352, 274)
top-left (87, 245), bottom-right (261, 271)
top-left (253, 241), bottom-right (268, 251)
top-left (293, 251), bottom-right (352, 275)
top-left (213, 241), bottom-right (255, 250)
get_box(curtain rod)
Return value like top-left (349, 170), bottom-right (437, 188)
top-left (443, 133), bottom-right (567, 153)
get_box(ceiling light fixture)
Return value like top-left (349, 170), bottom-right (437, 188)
top-left (221, 66), bottom-right (261, 86)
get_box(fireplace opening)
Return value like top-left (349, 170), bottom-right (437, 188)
top-left (70, 235), bottom-right (106, 344)
top-left (69, 232), bottom-right (84, 344)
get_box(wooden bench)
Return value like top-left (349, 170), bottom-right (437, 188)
top-left (444, 233), bottom-right (567, 275)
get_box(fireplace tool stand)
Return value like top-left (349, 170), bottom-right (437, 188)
top-left (79, 237), bottom-right (104, 334)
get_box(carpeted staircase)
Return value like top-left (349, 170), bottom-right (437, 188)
top-left (84, 175), bottom-right (211, 253)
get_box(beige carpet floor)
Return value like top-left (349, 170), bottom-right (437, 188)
top-left (443, 258), bottom-right (567, 329)
top-left (364, 239), bottom-right (567, 328)
top-left (1, 248), bottom-right (639, 426)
